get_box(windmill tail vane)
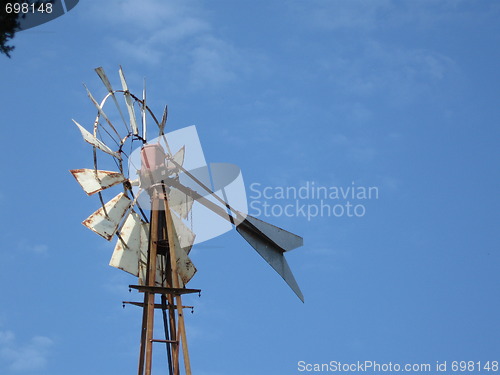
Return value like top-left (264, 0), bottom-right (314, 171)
top-left (70, 66), bottom-right (304, 375)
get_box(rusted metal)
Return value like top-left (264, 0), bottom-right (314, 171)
top-left (70, 168), bottom-right (126, 196)
top-left (144, 198), bottom-right (160, 375)
top-left (151, 339), bottom-right (178, 344)
top-left (164, 196), bottom-right (193, 375)
top-left (129, 285), bottom-right (201, 296)
top-left (123, 301), bottom-right (193, 309)
top-left (82, 192), bottom-right (131, 240)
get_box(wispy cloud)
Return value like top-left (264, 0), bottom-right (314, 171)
top-left (89, 0), bottom-right (256, 89)
top-left (300, 0), bottom-right (392, 31)
top-left (317, 41), bottom-right (459, 106)
top-left (292, 0), bottom-right (488, 33)
top-left (288, 1), bottom-right (461, 107)
top-left (17, 241), bottom-right (48, 255)
top-left (0, 330), bottom-right (53, 372)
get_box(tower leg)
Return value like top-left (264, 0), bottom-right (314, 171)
top-left (165, 198), bottom-right (192, 375)
top-left (136, 188), bottom-right (196, 375)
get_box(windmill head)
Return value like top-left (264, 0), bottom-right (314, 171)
top-left (70, 66), bottom-right (305, 302)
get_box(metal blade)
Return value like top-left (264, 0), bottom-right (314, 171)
top-left (243, 214), bottom-right (303, 252)
top-left (84, 84), bottom-right (120, 140)
top-left (82, 192), bottom-right (131, 240)
top-left (95, 66), bottom-right (129, 133)
top-left (170, 211), bottom-right (196, 252)
top-left (95, 66), bottom-right (114, 94)
top-left (170, 215), bottom-right (197, 285)
top-left (109, 210), bottom-right (142, 276)
top-left (236, 219), bottom-right (304, 302)
top-left (138, 222), bottom-right (150, 285)
top-left (70, 168), bottom-right (126, 196)
top-left (166, 146), bottom-right (185, 171)
top-left (168, 186), bottom-right (193, 220)
top-left (135, 222), bottom-right (171, 287)
top-left (159, 105), bottom-right (167, 135)
top-left (118, 66), bottom-right (139, 135)
top-left (73, 120), bottom-right (121, 159)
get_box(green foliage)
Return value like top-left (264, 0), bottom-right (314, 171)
top-left (0, 0), bottom-right (21, 58)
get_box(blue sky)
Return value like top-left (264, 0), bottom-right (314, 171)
top-left (0, 0), bottom-right (499, 374)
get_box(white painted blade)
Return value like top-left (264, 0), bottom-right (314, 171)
top-left (118, 66), bottom-right (139, 135)
top-left (95, 67), bottom-right (114, 93)
top-left (109, 211), bottom-right (142, 276)
top-left (244, 214), bottom-right (303, 252)
top-left (95, 66), bottom-right (129, 133)
top-left (170, 214), bottom-right (197, 285)
top-left (168, 186), bottom-right (193, 220)
top-left (166, 146), bottom-right (185, 171)
top-left (70, 168), bottom-right (126, 196)
top-left (73, 120), bottom-right (121, 159)
top-left (170, 211), bottom-right (196, 252)
top-left (84, 85), bottom-right (120, 139)
top-left (82, 192), bottom-right (131, 240)
top-left (138, 222), bottom-right (150, 285)
top-left (85, 85), bottom-right (110, 122)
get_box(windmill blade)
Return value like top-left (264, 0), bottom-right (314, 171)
top-left (109, 210), bottom-right (143, 276)
top-left (170, 211), bottom-right (196, 252)
top-left (95, 67), bottom-right (129, 133)
top-left (170, 214), bottom-right (197, 285)
top-left (236, 219), bottom-right (304, 302)
top-left (159, 105), bottom-right (168, 135)
top-left (118, 66), bottom-right (139, 135)
top-left (95, 66), bottom-right (115, 94)
top-left (168, 186), bottom-right (193, 220)
top-left (70, 168), bottom-right (126, 196)
top-left (84, 84), bottom-right (121, 140)
top-left (137, 222), bottom-right (151, 285)
top-left (166, 146), bottom-right (185, 172)
top-left (73, 120), bottom-right (121, 159)
top-left (82, 192), bottom-right (131, 240)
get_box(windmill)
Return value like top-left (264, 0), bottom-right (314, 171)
top-left (70, 66), bottom-right (304, 375)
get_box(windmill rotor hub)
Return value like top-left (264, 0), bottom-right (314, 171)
top-left (141, 143), bottom-right (166, 170)
top-left (139, 143), bottom-right (178, 195)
